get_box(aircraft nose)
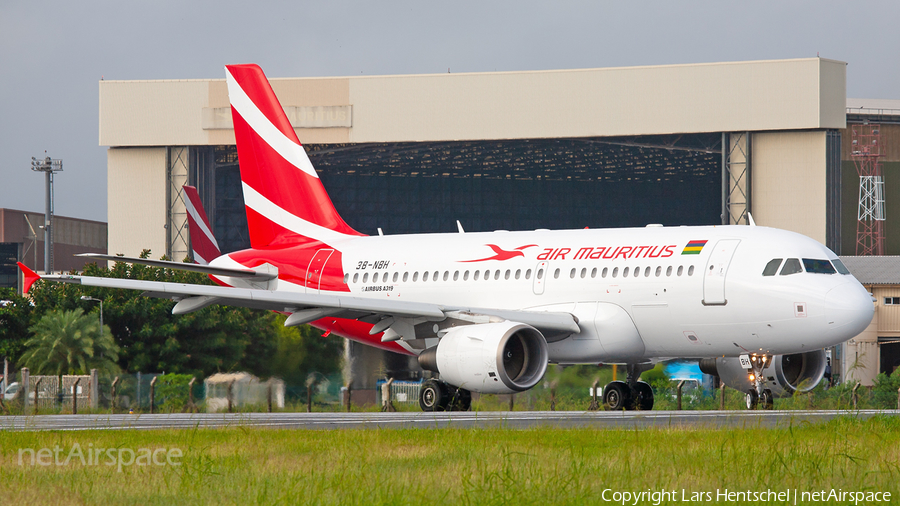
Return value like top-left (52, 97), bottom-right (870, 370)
top-left (824, 281), bottom-right (874, 341)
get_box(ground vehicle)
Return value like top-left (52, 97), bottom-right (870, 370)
top-left (3, 381), bottom-right (20, 401)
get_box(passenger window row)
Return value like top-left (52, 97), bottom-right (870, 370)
top-left (556, 264), bottom-right (695, 279)
top-left (348, 268), bottom-right (533, 285)
top-left (344, 263), bottom-right (697, 285)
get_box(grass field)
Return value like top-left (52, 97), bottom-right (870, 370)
top-left (1, 416), bottom-right (899, 505)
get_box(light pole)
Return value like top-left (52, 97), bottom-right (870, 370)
top-left (80, 296), bottom-right (103, 335)
top-left (30, 155), bottom-right (63, 273)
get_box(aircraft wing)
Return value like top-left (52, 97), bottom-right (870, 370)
top-left (76, 253), bottom-right (276, 280)
top-left (30, 269), bottom-right (580, 338)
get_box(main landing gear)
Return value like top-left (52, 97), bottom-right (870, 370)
top-left (745, 354), bottom-right (774, 410)
top-left (602, 363), bottom-right (654, 411)
top-left (418, 379), bottom-right (472, 412)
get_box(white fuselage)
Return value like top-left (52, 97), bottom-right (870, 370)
top-left (214, 224), bottom-right (874, 364)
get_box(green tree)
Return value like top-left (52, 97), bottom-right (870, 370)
top-left (154, 373), bottom-right (197, 412)
top-left (270, 315), bottom-right (344, 389)
top-left (23, 250), bottom-right (347, 382)
top-left (0, 287), bottom-right (36, 367)
top-left (872, 368), bottom-right (900, 408)
top-left (20, 308), bottom-right (119, 375)
top-left (26, 251), bottom-right (279, 377)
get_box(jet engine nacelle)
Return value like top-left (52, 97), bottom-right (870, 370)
top-left (699, 350), bottom-right (827, 397)
top-left (417, 321), bottom-right (549, 395)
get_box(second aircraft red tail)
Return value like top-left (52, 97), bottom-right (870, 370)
top-left (182, 185), bottom-right (221, 264)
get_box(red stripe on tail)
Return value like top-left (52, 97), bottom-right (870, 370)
top-left (225, 64), bottom-right (363, 249)
top-left (182, 185), bottom-right (221, 264)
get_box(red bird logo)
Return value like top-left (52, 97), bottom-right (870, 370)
top-left (461, 244), bottom-right (538, 262)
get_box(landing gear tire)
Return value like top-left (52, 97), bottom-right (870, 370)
top-left (419, 379), bottom-right (447, 412)
top-left (760, 389), bottom-right (774, 410)
top-left (448, 387), bottom-right (472, 411)
top-left (746, 389), bottom-right (759, 410)
top-left (603, 381), bottom-right (631, 411)
top-left (633, 382), bottom-right (654, 410)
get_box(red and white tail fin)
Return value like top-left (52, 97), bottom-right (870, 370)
top-left (182, 185), bottom-right (221, 265)
top-left (225, 64), bottom-right (363, 249)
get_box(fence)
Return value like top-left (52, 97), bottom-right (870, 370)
top-left (29, 375), bottom-right (59, 410)
top-left (16, 368), bottom-right (99, 411)
top-left (204, 372), bottom-right (285, 412)
top-left (4, 368), bottom-right (351, 413)
top-left (376, 379), bottom-right (422, 406)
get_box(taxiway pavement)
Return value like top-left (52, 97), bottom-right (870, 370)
top-left (2, 409), bottom-right (898, 431)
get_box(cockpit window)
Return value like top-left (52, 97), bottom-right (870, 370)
top-left (832, 258), bottom-right (851, 275)
top-left (762, 259), bottom-right (783, 276)
top-left (779, 258), bottom-right (802, 276)
top-left (803, 259), bottom-right (837, 274)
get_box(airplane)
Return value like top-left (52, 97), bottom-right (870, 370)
top-left (182, 184), bottom-right (221, 265)
top-left (18, 64), bottom-right (874, 411)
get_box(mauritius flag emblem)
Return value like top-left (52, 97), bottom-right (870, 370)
top-left (682, 240), bottom-right (708, 255)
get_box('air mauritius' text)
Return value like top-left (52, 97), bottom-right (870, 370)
top-left (536, 245), bottom-right (677, 261)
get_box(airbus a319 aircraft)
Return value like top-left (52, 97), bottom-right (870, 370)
top-left (19, 64), bottom-right (874, 411)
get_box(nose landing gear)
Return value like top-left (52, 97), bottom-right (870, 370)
top-left (744, 354), bottom-right (774, 410)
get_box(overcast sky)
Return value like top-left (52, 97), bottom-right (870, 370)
top-left (1, 1), bottom-right (898, 222)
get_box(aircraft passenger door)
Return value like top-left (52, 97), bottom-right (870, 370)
top-left (533, 261), bottom-right (548, 295)
top-left (702, 239), bottom-right (740, 305)
top-left (306, 249), bottom-right (334, 293)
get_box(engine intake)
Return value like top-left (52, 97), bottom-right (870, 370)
top-left (417, 321), bottom-right (549, 394)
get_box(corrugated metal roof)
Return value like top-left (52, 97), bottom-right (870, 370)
top-left (846, 98), bottom-right (900, 116)
top-left (839, 256), bottom-right (900, 284)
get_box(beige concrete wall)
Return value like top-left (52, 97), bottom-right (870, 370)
top-left (349, 58), bottom-right (845, 142)
top-left (107, 147), bottom-right (167, 257)
top-left (819, 59), bottom-right (847, 128)
top-left (843, 286), bottom-right (880, 386)
top-left (101, 80), bottom-right (211, 147)
top-left (99, 58), bottom-right (846, 147)
top-left (751, 131), bottom-right (828, 244)
top-left (843, 331), bottom-right (880, 386)
top-left (873, 287), bottom-right (900, 334)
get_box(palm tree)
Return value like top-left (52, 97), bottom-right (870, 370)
top-left (20, 308), bottom-right (119, 375)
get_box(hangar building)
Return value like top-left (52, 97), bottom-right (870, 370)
top-left (100, 58), bottom-right (856, 389)
top-left (101, 58), bottom-right (847, 258)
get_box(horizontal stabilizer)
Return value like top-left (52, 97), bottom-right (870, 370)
top-left (17, 262), bottom-right (41, 294)
top-left (76, 253), bottom-right (277, 280)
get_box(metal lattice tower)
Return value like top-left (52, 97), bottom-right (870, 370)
top-left (852, 123), bottom-right (885, 256)
top-left (166, 147), bottom-right (190, 262)
top-left (721, 132), bottom-right (751, 225)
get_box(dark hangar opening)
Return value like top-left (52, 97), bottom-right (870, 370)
top-left (197, 134), bottom-right (722, 254)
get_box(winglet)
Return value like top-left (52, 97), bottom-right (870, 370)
top-left (17, 262), bottom-right (40, 294)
